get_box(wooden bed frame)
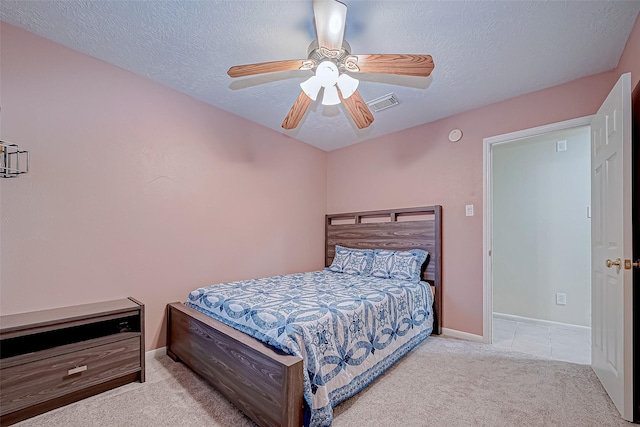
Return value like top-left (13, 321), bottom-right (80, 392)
top-left (166, 205), bottom-right (442, 427)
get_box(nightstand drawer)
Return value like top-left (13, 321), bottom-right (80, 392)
top-left (0, 336), bottom-right (140, 416)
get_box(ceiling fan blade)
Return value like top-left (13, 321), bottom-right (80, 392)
top-left (339, 89), bottom-right (374, 129)
top-left (282, 91), bottom-right (313, 130)
top-left (228, 59), bottom-right (313, 78)
top-left (313, 0), bottom-right (347, 50)
top-left (348, 54), bottom-right (435, 77)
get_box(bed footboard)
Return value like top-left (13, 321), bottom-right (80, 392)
top-left (166, 303), bottom-right (304, 427)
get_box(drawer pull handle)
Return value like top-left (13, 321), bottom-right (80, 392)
top-left (68, 365), bottom-right (88, 375)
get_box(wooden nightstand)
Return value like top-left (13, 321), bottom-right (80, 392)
top-left (0, 298), bottom-right (145, 426)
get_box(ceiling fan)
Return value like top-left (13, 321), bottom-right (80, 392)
top-left (227, 0), bottom-right (435, 130)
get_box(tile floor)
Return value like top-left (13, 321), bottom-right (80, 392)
top-left (492, 316), bottom-right (591, 364)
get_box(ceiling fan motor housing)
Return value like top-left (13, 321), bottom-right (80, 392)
top-left (307, 40), bottom-right (354, 73)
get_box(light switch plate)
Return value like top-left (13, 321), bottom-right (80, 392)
top-left (465, 205), bottom-right (474, 216)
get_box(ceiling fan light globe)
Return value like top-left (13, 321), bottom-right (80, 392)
top-left (316, 61), bottom-right (339, 87)
top-left (322, 85), bottom-right (341, 106)
top-left (300, 76), bottom-right (322, 101)
top-left (337, 73), bottom-right (359, 98)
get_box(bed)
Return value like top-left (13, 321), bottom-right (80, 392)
top-left (166, 205), bottom-right (442, 427)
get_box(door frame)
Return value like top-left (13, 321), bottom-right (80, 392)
top-left (482, 115), bottom-right (594, 343)
top-left (632, 81), bottom-right (640, 422)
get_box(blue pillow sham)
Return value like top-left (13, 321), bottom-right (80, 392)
top-left (328, 245), bottom-right (428, 282)
top-left (326, 245), bottom-right (374, 276)
top-left (370, 248), bottom-right (428, 282)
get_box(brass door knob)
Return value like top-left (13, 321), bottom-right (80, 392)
top-left (606, 258), bottom-right (622, 273)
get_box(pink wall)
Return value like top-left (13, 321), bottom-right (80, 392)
top-left (327, 15), bottom-right (640, 336)
top-left (0, 23), bottom-right (327, 350)
top-left (2, 13), bottom-right (638, 346)
top-left (618, 13), bottom-right (640, 89)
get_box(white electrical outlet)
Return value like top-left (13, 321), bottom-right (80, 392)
top-left (556, 140), bottom-right (567, 152)
top-left (465, 205), bottom-right (474, 216)
top-left (556, 293), bottom-right (567, 305)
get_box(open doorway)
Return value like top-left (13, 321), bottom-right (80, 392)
top-left (492, 126), bottom-right (591, 363)
top-left (483, 117), bottom-right (593, 364)
top-left (484, 74), bottom-right (635, 419)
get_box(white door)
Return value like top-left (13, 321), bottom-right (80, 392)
top-left (591, 72), bottom-right (633, 421)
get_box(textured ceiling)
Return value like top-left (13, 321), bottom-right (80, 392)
top-left (1, 1), bottom-right (639, 151)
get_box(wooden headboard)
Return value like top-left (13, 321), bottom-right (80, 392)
top-left (325, 205), bottom-right (442, 334)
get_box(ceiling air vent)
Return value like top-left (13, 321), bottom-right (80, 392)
top-left (367, 93), bottom-right (400, 112)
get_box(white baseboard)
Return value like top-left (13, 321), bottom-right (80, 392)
top-left (441, 328), bottom-right (485, 343)
top-left (145, 346), bottom-right (167, 360)
top-left (493, 312), bottom-right (590, 332)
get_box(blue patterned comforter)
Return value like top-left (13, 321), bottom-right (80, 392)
top-left (186, 270), bottom-right (433, 426)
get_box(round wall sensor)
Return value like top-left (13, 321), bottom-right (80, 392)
top-left (448, 129), bottom-right (463, 142)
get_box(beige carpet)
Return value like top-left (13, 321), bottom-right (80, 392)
top-left (15, 336), bottom-right (632, 427)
